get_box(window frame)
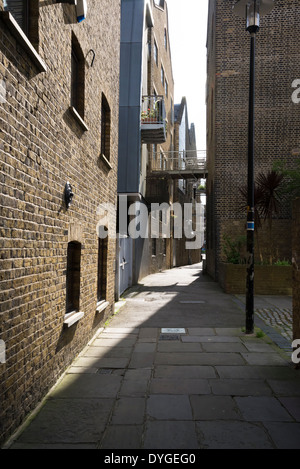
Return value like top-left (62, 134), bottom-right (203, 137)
top-left (101, 93), bottom-right (111, 162)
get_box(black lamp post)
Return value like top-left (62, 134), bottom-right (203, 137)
top-left (233, 0), bottom-right (274, 334)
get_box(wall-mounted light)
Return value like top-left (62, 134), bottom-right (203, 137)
top-left (55, 0), bottom-right (88, 23)
top-left (76, 0), bottom-right (87, 23)
top-left (65, 182), bottom-right (74, 209)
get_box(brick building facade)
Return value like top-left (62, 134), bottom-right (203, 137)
top-left (293, 198), bottom-right (300, 349)
top-left (206, 0), bottom-right (300, 281)
top-left (0, 0), bottom-right (120, 444)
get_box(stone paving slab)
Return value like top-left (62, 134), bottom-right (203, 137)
top-left (4, 265), bottom-right (300, 450)
top-left (196, 421), bottom-right (275, 449)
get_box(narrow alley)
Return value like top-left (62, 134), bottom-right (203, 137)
top-left (4, 263), bottom-right (300, 450)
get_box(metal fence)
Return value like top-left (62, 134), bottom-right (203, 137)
top-left (151, 150), bottom-right (207, 173)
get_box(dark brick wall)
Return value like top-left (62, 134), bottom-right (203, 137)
top-left (206, 0), bottom-right (300, 280)
top-left (293, 199), bottom-right (300, 343)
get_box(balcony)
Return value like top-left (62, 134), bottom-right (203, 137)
top-left (148, 150), bottom-right (208, 180)
top-left (141, 95), bottom-right (166, 144)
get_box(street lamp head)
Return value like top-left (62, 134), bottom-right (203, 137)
top-left (233, 0), bottom-right (275, 34)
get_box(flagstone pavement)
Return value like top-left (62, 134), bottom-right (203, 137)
top-left (3, 263), bottom-right (300, 450)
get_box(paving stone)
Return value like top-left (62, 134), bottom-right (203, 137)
top-left (182, 336), bottom-right (241, 343)
top-left (15, 399), bottom-right (114, 444)
top-left (243, 342), bottom-right (277, 353)
top-left (134, 343), bottom-right (157, 353)
top-left (241, 353), bottom-right (289, 366)
top-left (100, 425), bottom-right (143, 449)
top-left (149, 378), bottom-right (211, 395)
top-left (278, 397), bottom-right (300, 421)
top-left (84, 346), bottom-right (132, 358)
top-left (143, 421), bottom-right (199, 449)
top-left (129, 352), bottom-right (155, 368)
top-left (187, 328), bottom-right (215, 336)
top-left (263, 422), bottom-right (300, 449)
top-left (155, 352), bottom-right (245, 366)
top-left (210, 379), bottom-right (273, 396)
top-left (111, 398), bottom-right (146, 425)
top-left (92, 338), bottom-right (136, 348)
top-left (157, 342), bottom-right (202, 352)
top-left (72, 356), bottom-right (129, 369)
top-left (147, 395), bottom-right (193, 420)
top-left (216, 365), bottom-right (297, 380)
top-left (267, 380), bottom-right (300, 396)
top-left (235, 397), bottom-right (294, 422)
top-left (49, 374), bottom-right (122, 399)
top-left (119, 379), bottom-right (149, 397)
top-left (139, 328), bottom-right (158, 339)
top-left (196, 421), bottom-right (274, 449)
top-left (215, 328), bottom-right (245, 336)
top-left (190, 395), bottom-right (242, 420)
top-left (201, 342), bottom-right (248, 353)
top-left (154, 365), bottom-right (216, 379)
top-left (104, 327), bottom-right (139, 335)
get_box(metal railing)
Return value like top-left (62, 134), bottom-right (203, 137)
top-left (141, 95), bottom-right (166, 125)
top-left (151, 150), bottom-right (207, 173)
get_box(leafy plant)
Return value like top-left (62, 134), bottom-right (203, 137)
top-left (239, 170), bottom-right (285, 264)
top-left (222, 234), bottom-right (246, 264)
top-left (274, 259), bottom-right (291, 266)
top-left (273, 158), bottom-right (300, 200)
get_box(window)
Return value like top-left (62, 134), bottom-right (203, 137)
top-left (101, 94), bottom-right (111, 161)
top-left (165, 78), bottom-right (168, 97)
top-left (152, 238), bottom-right (156, 257)
top-left (66, 242), bottom-right (81, 314)
top-left (3, 0), bottom-right (39, 49)
top-left (161, 65), bottom-right (165, 86)
top-left (4, 0), bottom-right (28, 34)
top-left (154, 40), bottom-right (158, 66)
top-left (164, 28), bottom-right (167, 50)
top-left (71, 34), bottom-right (85, 119)
top-left (97, 237), bottom-right (108, 302)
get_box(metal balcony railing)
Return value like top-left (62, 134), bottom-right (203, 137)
top-left (141, 95), bottom-right (166, 144)
top-left (149, 150), bottom-right (207, 180)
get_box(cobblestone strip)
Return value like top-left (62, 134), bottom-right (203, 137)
top-left (255, 308), bottom-right (293, 342)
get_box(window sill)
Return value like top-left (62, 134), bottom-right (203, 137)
top-left (100, 154), bottom-right (112, 170)
top-left (96, 301), bottom-right (109, 314)
top-left (64, 311), bottom-right (85, 328)
top-left (0, 11), bottom-right (47, 73)
top-left (69, 106), bottom-right (89, 132)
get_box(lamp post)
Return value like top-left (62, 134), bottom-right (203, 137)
top-left (233, 0), bottom-right (274, 334)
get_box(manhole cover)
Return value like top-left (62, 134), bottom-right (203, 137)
top-left (98, 369), bottom-right (113, 374)
top-left (159, 334), bottom-right (180, 341)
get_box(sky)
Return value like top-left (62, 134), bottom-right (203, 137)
top-left (167, 0), bottom-right (209, 151)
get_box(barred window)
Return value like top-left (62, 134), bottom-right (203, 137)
top-left (101, 94), bottom-right (111, 161)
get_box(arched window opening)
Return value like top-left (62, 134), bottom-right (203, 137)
top-left (66, 241), bottom-right (81, 314)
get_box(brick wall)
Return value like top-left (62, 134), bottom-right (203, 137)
top-left (293, 199), bottom-right (300, 343)
top-left (0, 0), bottom-right (120, 444)
top-left (206, 0), bottom-right (300, 280)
